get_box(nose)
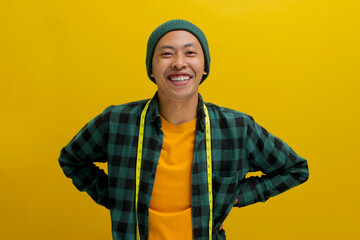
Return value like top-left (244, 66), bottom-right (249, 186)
top-left (171, 53), bottom-right (187, 69)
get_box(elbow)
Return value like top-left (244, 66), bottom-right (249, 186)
top-left (298, 160), bottom-right (309, 184)
top-left (58, 147), bottom-right (71, 168)
top-left (287, 159), bottom-right (309, 186)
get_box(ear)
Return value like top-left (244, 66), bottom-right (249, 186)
top-left (203, 71), bottom-right (207, 75)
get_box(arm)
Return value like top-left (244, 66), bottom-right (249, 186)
top-left (234, 116), bottom-right (309, 208)
top-left (58, 106), bottom-right (114, 209)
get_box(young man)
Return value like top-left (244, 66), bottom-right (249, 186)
top-left (59, 19), bottom-right (309, 240)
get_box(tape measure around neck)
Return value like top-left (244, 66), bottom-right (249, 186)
top-left (135, 99), bottom-right (213, 240)
top-left (203, 104), bottom-right (213, 239)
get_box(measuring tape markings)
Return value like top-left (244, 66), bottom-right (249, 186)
top-left (135, 99), bottom-right (151, 240)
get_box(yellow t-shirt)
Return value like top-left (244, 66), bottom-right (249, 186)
top-left (148, 116), bottom-right (196, 240)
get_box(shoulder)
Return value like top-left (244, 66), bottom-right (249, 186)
top-left (95, 99), bottom-right (150, 126)
top-left (204, 102), bottom-right (254, 124)
top-left (102, 99), bottom-right (149, 116)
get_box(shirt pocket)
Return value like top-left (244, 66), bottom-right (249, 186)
top-left (212, 173), bottom-right (239, 229)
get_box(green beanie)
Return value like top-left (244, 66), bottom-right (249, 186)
top-left (146, 19), bottom-right (210, 84)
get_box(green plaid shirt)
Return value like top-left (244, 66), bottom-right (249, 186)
top-left (59, 93), bottom-right (309, 240)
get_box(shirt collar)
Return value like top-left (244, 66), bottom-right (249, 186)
top-left (148, 92), bottom-right (206, 131)
top-left (196, 94), bottom-right (206, 131)
top-left (149, 92), bottom-right (162, 128)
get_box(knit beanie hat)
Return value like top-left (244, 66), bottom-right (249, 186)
top-left (146, 19), bottom-right (210, 84)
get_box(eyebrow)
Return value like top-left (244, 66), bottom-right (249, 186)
top-left (157, 42), bottom-right (200, 51)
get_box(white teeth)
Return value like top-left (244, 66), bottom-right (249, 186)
top-left (169, 76), bottom-right (190, 82)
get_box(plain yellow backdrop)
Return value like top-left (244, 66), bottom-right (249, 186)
top-left (1, 0), bottom-right (359, 239)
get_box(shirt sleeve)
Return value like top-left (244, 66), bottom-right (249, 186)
top-left (234, 115), bottom-right (309, 208)
top-left (58, 105), bottom-right (114, 209)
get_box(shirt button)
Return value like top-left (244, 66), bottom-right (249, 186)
top-left (157, 146), bottom-right (162, 150)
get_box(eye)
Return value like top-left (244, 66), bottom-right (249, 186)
top-left (186, 51), bottom-right (196, 56)
top-left (161, 52), bottom-right (173, 57)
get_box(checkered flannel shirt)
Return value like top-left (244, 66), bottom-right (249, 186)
top-left (59, 93), bottom-right (309, 240)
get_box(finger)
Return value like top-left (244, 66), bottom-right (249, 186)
top-left (218, 223), bottom-right (223, 231)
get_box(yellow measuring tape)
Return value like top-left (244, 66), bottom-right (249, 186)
top-left (135, 99), bottom-right (213, 240)
top-left (135, 99), bottom-right (151, 240)
top-left (204, 104), bottom-right (213, 239)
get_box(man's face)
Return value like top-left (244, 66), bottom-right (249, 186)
top-left (151, 30), bottom-right (206, 101)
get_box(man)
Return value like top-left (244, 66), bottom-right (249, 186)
top-left (59, 19), bottom-right (309, 240)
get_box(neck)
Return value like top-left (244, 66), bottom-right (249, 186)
top-left (158, 94), bottom-right (199, 125)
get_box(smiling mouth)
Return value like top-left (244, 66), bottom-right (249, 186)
top-left (168, 75), bottom-right (192, 82)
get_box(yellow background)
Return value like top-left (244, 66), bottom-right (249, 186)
top-left (1, 0), bottom-right (359, 239)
